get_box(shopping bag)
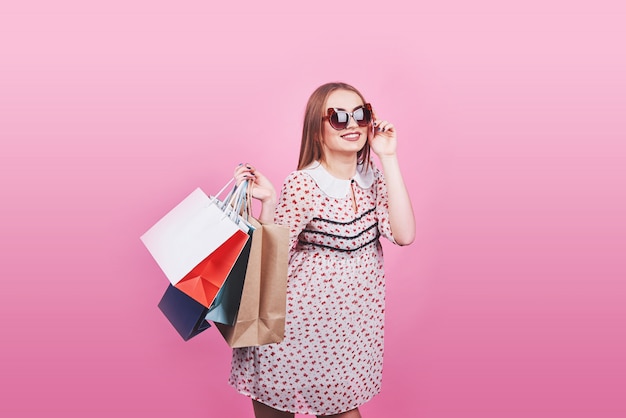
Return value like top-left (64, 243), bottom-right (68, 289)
top-left (140, 181), bottom-right (250, 286)
top-left (175, 228), bottom-right (249, 308)
top-left (204, 229), bottom-right (254, 325)
top-left (172, 182), bottom-right (252, 308)
top-left (158, 284), bottom-right (211, 341)
top-left (216, 217), bottom-right (289, 347)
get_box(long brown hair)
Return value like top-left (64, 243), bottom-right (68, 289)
top-left (297, 82), bottom-right (371, 170)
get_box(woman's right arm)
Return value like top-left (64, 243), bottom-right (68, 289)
top-left (234, 164), bottom-right (277, 224)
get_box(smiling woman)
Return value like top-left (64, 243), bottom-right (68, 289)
top-left (2, 2), bottom-right (624, 417)
top-left (229, 82), bottom-right (415, 418)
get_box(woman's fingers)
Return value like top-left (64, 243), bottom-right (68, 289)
top-left (373, 120), bottom-right (394, 133)
top-left (234, 163), bottom-right (257, 184)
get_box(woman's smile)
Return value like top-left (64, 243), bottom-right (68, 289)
top-left (340, 131), bottom-right (361, 141)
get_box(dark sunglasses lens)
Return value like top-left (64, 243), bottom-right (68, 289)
top-left (330, 111), bottom-right (349, 129)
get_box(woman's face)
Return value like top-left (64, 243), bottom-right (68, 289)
top-left (321, 89), bottom-right (369, 159)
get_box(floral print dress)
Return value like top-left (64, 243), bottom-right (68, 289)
top-left (229, 161), bottom-right (395, 415)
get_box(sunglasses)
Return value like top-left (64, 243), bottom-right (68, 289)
top-left (323, 103), bottom-right (373, 130)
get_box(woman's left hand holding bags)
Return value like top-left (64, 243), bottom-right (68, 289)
top-left (234, 163), bottom-right (277, 224)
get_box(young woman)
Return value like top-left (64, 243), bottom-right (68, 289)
top-left (231, 82), bottom-right (415, 418)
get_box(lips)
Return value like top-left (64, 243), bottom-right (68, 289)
top-left (340, 132), bottom-right (361, 141)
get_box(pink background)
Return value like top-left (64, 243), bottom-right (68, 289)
top-left (1, 1), bottom-right (625, 417)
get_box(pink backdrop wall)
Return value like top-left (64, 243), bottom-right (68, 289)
top-left (1, 1), bottom-right (624, 417)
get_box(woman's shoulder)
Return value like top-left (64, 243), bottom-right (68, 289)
top-left (280, 168), bottom-right (321, 194)
top-left (283, 168), bottom-right (317, 184)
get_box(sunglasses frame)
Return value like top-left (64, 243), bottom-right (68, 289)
top-left (323, 103), bottom-right (373, 130)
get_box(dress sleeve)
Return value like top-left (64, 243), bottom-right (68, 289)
top-left (274, 171), bottom-right (318, 252)
top-left (374, 166), bottom-right (397, 244)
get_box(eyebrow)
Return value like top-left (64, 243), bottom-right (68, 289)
top-left (331, 105), bottom-right (364, 111)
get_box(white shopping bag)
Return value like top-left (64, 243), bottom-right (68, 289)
top-left (141, 184), bottom-right (250, 285)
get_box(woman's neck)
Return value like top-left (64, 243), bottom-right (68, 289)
top-left (321, 155), bottom-right (357, 180)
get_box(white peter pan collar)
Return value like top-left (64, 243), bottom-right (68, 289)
top-left (302, 161), bottom-right (375, 198)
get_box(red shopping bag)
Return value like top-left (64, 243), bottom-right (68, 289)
top-left (174, 228), bottom-right (249, 307)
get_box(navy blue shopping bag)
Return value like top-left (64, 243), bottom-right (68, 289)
top-left (158, 284), bottom-right (211, 341)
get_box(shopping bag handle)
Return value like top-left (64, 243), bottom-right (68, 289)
top-left (217, 180), bottom-right (254, 229)
top-left (210, 177), bottom-right (236, 204)
top-left (235, 182), bottom-right (255, 229)
top-left (211, 178), bottom-right (247, 218)
top-left (245, 181), bottom-right (253, 222)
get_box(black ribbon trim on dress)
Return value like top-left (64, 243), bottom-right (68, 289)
top-left (298, 232), bottom-right (380, 252)
top-left (301, 222), bottom-right (378, 240)
top-left (310, 206), bottom-right (376, 226)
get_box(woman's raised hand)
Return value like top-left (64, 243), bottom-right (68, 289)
top-left (369, 117), bottom-right (397, 158)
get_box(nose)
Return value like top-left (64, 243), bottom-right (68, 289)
top-left (345, 113), bottom-right (359, 129)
